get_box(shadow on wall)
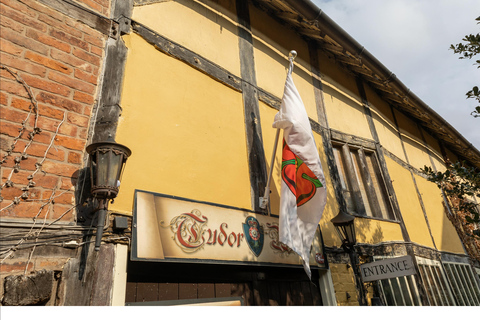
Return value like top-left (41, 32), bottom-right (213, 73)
top-left (355, 218), bottom-right (385, 244)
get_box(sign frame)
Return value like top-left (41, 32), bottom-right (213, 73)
top-left (130, 189), bottom-right (328, 270)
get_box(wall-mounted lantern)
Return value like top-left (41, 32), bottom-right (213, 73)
top-left (331, 209), bottom-right (356, 252)
top-left (86, 136), bottom-right (131, 251)
top-left (331, 210), bottom-right (368, 305)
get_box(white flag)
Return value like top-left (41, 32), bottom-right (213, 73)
top-left (272, 58), bottom-right (327, 279)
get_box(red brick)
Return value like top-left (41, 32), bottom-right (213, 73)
top-left (0, 200), bottom-right (45, 219)
top-left (67, 112), bottom-right (89, 127)
top-left (0, 39), bottom-right (24, 56)
top-left (14, 0), bottom-right (64, 22)
top-left (48, 71), bottom-right (95, 94)
top-left (26, 28), bottom-right (71, 53)
top-left (78, 128), bottom-right (88, 140)
top-left (1, 186), bottom-right (23, 199)
top-left (84, 34), bottom-right (104, 48)
top-left (0, 106), bottom-right (31, 124)
top-left (54, 135), bottom-right (86, 151)
top-left (36, 103), bottom-right (65, 120)
top-left (74, 69), bottom-right (98, 85)
top-left (13, 173), bottom-right (59, 189)
top-left (28, 129), bottom-right (53, 145)
top-left (1, 29), bottom-right (49, 56)
top-left (0, 15), bottom-right (25, 33)
top-left (0, 91), bottom-right (8, 105)
top-left (49, 29), bottom-right (89, 51)
top-left (2, 154), bottom-right (38, 171)
top-left (0, 3), bottom-right (46, 32)
top-left (50, 203), bottom-right (75, 222)
top-left (73, 91), bottom-right (94, 105)
top-left (72, 47), bottom-right (100, 66)
top-left (60, 177), bottom-right (75, 190)
top-left (43, 190), bottom-right (74, 205)
top-left (75, 0), bottom-right (102, 13)
top-left (50, 49), bottom-right (93, 73)
top-left (83, 105), bottom-right (92, 116)
top-left (37, 13), bottom-right (82, 38)
top-left (0, 261), bottom-right (34, 274)
top-left (0, 53), bottom-right (47, 78)
top-left (0, 121), bottom-right (25, 138)
top-left (22, 140), bottom-right (65, 161)
top-left (90, 45), bottom-right (103, 57)
top-left (0, 0), bottom-right (36, 17)
top-left (10, 97), bottom-right (34, 112)
top-left (21, 73), bottom-right (72, 97)
top-left (36, 91), bottom-right (83, 113)
top-left (67, 151), bottom-right (82, 164)
top-left (24, 51), bottom-right (73, 75)
top-left (42, 160), bottom-right (79, 177)
top-left (0, 80), bottom-right (30, 98)
top-left (37, 258), bottom-right (69, 271)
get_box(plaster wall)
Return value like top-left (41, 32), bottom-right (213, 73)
top-left (131, 0), bottom-right (241, 78)
top-left (250, 5), bottom-right (318, 121)
top-left (111, 32), bottom-right (251, 214)
top-left (386, 157), bottom-right (435, 248)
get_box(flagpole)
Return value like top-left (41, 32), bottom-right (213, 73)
top-left (259, 50), bottom-right (297, 210)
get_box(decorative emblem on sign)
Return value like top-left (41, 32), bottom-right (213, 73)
top-left (265, 223), bottom-right (294, 256)
top-left (243, 216), bottom-right (264, 257)
top-left (169, 209), bottom-right (208, 253)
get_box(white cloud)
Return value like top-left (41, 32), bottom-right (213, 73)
top-left (311, 0), bottom-right (480, 150)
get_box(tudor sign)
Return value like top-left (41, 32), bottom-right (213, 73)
top-left (360, 255), bottom-right (416, 282)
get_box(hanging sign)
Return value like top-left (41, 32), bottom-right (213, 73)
top-left (360, 255), bottom-right (416, 282)
top-left (131, 190), bottom-right (327, 269)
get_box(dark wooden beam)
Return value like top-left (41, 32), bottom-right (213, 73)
top-left (132, 22), bottom-right (243, 92)
top-left (236, 0), bottom-right (268, 213)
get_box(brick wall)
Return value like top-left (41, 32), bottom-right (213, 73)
top-left (0, 0), bottom-right (109, 223)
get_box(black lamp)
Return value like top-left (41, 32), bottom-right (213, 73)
top-left (331, 209), bottom-right (356, 252)
top-left (86, 136), bottom-right (131, 251)
top-left (331, 210), bottom-right (367, 305)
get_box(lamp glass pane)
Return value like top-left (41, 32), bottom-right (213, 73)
top-left (345, 223), bottom-right (356, 245)
top-left (107, 151), bottom-right (123, 188)
top-left (96, 151), bottom-right (109, 187)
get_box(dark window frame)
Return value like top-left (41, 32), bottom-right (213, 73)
top-left (332, 140), bottom-right (396, 221)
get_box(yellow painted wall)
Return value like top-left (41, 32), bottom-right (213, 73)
top-left (330, 263), bottom-right (360, 306)
top-left (415, 175), bottom-right (465, 254)
top-left (421, 129), bottom-right (446, 171)
top-left (111, 33), bottom-right (251, 214)
top-left (386, 157), bottom-right (435, 248)
top-left (250, 5), bottom-right (318, 121)
top-left (365, 85), bottom-right (406, 162)
top-left (132, 0), bottom-right (241, 78)
top-left (393, 109), bottom-right (431, 170)
top-left (355, 218), bottom-right (404, 245)
top-left (317, 51), bottom-right (372, 140)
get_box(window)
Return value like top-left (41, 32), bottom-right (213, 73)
top-left (374, 256), bottom-right (423, 306)
top-left (443, 262), bottom-right (480, 306)
top-left (332, 142), bottom-right (395, 220)
top-left (416, 258), bottom-right (455, 306)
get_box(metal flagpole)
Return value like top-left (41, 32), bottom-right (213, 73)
top-left (259, 50), bottom-right (297, 210)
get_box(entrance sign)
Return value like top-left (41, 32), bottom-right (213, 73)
top-left (360, 256), bottom-right (416, 282)
top-left (132, 190), bottom-right (327, 269)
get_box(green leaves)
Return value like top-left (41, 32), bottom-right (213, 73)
top-left (450, 17), bottom-right (480, 118)
top-left (421, 161), bottom-right (480, 228)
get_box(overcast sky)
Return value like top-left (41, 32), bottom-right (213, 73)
top-left (311, 0), bottom-right (480, 151)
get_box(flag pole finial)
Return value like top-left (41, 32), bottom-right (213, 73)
top-left (289, 50), bottom-right (297, 61)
